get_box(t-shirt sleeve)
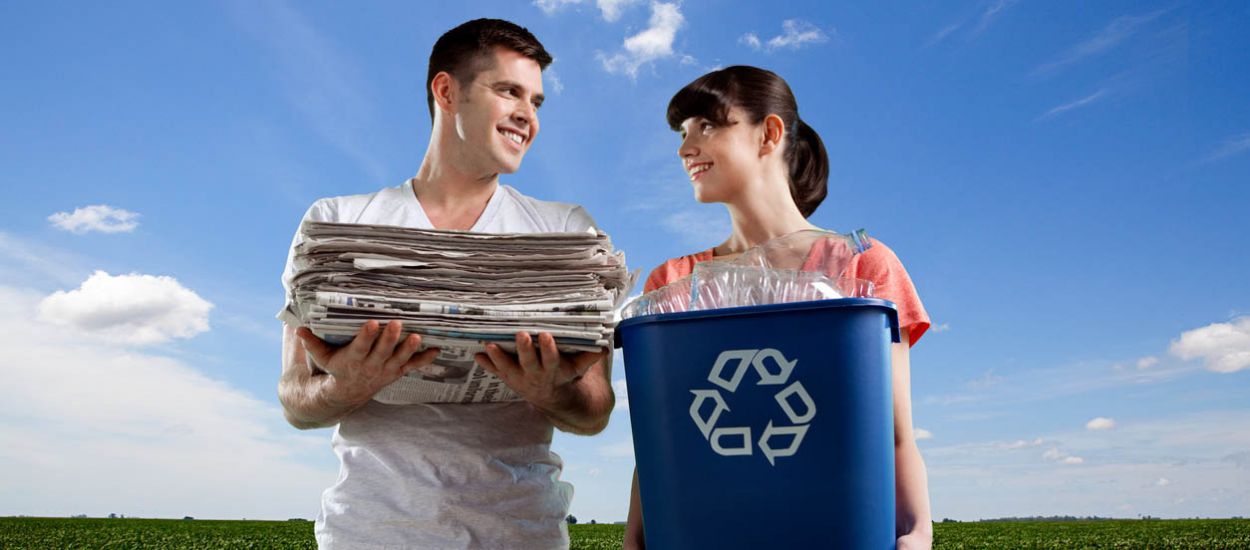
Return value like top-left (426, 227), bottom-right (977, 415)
top-left (643, 264), bottom-right (669, 293)
top-left (849, 239), bottom-right (930, 347)
top-left (562, 205), bottom-right (598, 233)
top-left (277, 199), bottom-right (333, 326)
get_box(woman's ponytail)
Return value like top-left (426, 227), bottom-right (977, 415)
top-left (785, 118), bottom-right (829, 218)
top-left (668, 66), bottom-right (830, 217)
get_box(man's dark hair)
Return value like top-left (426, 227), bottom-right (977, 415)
top-left (426, 19), bottom-right (553, 121)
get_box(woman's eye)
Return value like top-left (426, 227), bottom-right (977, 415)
top-left (700, 122), bottom-right (714, 133)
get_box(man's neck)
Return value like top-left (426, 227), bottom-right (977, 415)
top-left (412, 145), bottom-right (500, 231)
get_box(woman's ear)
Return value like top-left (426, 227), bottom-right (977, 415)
top-left (760, 114), bottom-right (786, 156)
top-left (431, 71), bottom-right (459, 118)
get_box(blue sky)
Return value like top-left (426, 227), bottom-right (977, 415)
top-left (1, 0), bottom-right (1248, 523)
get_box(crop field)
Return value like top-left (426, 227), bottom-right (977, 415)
top-left (1, 517), bottom-right (1248, 548)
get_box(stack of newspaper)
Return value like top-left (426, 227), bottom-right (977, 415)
top-left (288, 221), bottom-right (632, 404)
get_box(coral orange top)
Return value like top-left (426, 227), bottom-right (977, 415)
top-left (643, 237), bottom-right (931, 346)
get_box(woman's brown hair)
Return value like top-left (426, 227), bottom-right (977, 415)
top-left (667, 66), bottom-right (828, 217)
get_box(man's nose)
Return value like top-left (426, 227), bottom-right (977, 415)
top-left (512, 102), bottom-right (535, 126)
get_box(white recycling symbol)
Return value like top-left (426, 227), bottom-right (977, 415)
top-left (689, 348), bottom-right (817, 466)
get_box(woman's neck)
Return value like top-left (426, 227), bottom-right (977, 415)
top-left (715, 180), bottom-right (817, 257)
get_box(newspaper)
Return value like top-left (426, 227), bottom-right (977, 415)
top-left (286, 221), bottom-right (634, 404)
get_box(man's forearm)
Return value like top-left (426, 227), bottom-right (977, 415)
top-left (279, 327), bottom-right (363, 429)
top-left (534, 361), bottom-right (614, 435)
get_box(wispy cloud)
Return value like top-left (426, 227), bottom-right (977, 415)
top-left (546, 66), bottom-right (565, 95)
top-left (1043, 447), bottom-right (1085, 465)
top-left (925, 0), bottom-right (1018, 48)
top-left (228, 0), bottom-right (389, 181)
top-left (597, 0), bottom-right (641, 22)
top-left (926, 23), bottom-right (963, 48)
top-left (533, 0), bottom-right (583, 15)
top-left (533, 0), bottom-right (641, 22)
top-left (48, 205), bottom-right (140, 234)
top-left (915, 428), bottom-right (934, 441)
top-left (1036, 88), bottom-right (1110, 121)
top-left (925, 410), bottom-right (1250, 519)
top-left (740, 19), bottom-right (831, 53)
top-left (1200, 132), bottom-right (1250, 164)
top-left (597, 2), bottom-right (685, 78)
top-left (1031, 9), bottom-right (1168, 77)
top-left (0, 232), bottom-right (91, 288)
top-left (972, 0), bottom-right (1019, 37)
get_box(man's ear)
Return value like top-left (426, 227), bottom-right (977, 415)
top-left (431, 71), bottom-right (458, 117)
top-left (760, 114), bottom-right (786, 156)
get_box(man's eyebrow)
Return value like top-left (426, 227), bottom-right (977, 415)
top-left (491, 79), bottom-right (544, 105)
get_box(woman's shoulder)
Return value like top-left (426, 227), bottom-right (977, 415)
top-left (644, 249), bottom-right (716, 292)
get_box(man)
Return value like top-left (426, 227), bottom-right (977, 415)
top-left (277, 19), bottom-right (614, 549)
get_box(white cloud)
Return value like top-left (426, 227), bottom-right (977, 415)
top-left (1043, 447), bottom-right (1084, 465)
top-left (1086, 417), bottom-right (1117, 431)
top-left (1201, 132), bottom-right (1250, 164)
top-left (587, 467), bottom-right (603, 477)
top-left (1001, 437), bottom-right (1044, 449)
top-left (48, 205), bottom-right (139, 234)
top-left (546, 67), bottom-right (565, 95)
top-left (0, 285), bottom-right (334, 519)
top-left (915, 428), bottom-right (933, 441)
top-left (38, 270), bottom-right (213, 346)
top-left (1156, 477), bottom-right (1172, 487)
top-left (741, 19), bottom-right (830, 53)
top-left (1037, 89), bottom-right (1110, 121)
top-left (931, 323), bottom-right (951, 333)
top-left (739, 33), bottom-right (761, 50)
top-left (597, 0), bottom-right (640, 22)
top-left (1169, 317), bottom-right (1250, 373)
top-left (598, 2), bottom-right (684, 78)
top-left (1032, 9), bottom-right (1168, 77)
top-left (1136, 356), bottom-right (1159, 370)
top-left (533, 0), bottom-right (583, 15)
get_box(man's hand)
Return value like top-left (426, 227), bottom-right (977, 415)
top-left (473, 332), bottom-right (613, 434)
top-left (280, 320), bottom-right (440, 428)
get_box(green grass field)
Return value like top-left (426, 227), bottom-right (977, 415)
top-left (2, 517), bottom-right (1248, 548)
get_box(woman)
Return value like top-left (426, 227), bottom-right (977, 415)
top-left (624, 66), bottom-right (933, 549)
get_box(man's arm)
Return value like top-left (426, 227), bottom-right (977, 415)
top-left (891, 328), bottom-right (934, 549)
top-left (475, 332), bottom-right (614, 435)
top-left (278, 320), bottom-right (440, 430)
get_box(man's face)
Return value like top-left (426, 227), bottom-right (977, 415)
top-left (454, 47), bottom-right (545, 175)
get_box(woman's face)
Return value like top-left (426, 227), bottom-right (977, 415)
top-left (677, 106), bottom-right (762, 205)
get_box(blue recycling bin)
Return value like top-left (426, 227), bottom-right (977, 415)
top-left (617, 298), bottom-right (900, 549)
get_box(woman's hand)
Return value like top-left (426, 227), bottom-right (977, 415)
top-left (897, 531), bottom-right (933, 550)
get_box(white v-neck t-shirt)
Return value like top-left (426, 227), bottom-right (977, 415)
top-left (279, 178), bottom-right (597, 549)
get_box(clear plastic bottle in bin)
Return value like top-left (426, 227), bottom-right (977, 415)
top-left (622, 228), bottom-right (874, 318)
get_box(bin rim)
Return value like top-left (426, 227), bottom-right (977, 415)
top-left (615, 297), bottom-right (901, 346)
